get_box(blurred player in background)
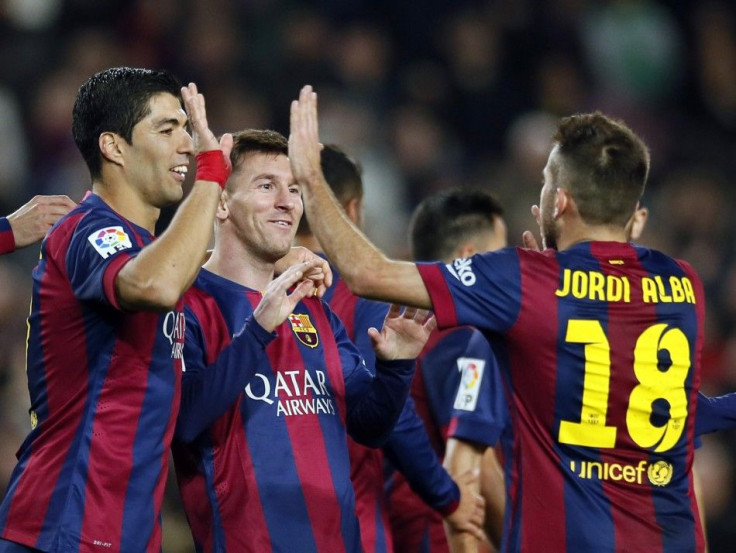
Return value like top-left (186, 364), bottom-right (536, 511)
top-left (395, 187), bottom-right (509, 553)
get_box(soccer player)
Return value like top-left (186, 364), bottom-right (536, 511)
top-left (294, 146), bottom-right (485, 553)
top-left (290, 85), bottom-right (707, 552)
top-left (0, 68), bottom-right (326, 553)
top-left (0, 195), bottom-right (76, 255)
top-left (172, 129), bottom-right (436, 553)
top-left (391, 188), bottom-right (510, 553)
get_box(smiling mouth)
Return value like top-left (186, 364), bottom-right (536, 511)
top-left (170, 165), bottom-right (188, 181)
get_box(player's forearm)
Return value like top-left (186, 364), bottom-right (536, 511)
top-left (115, 181), bottom-right (220, 310)
top-left (695, 391), bottom-right (736, 435)
top-left (346, 358), bottom-right (414, 447)
top-left (300, 172), bottom-right (383, 292)
top-left (301, 174), bottom-right (431, 307)
top-left (176, 316), bottom-right (276, 442)
top-left (480, 448), bottom-right (505, 549)
top-left (446, 528), bottom-right (479, 553)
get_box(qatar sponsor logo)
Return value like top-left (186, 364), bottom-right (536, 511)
top-left (289, 313), bottom-right (319, 348)
top-left (446, 257), bottom-right (476, 286)
top-left (163, 310), bottom-right (186, 362)
top-left (245, 369), bottom-right (336, 417)
top-left (453, 357), bottom-right (485, 411)
top-left (87, 226), bottom-right (132, 259)
top-left (568, 458), bottom-right (674, 487)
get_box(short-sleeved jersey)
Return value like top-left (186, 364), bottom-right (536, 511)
top-left (0, 193), bottom-right (185, 553)
top-left (388, 326), bottom-right (508, 553)
top-left (323, 266), bottom-right (395, 553)
top-left (0, 217), bottom-right (14, 254)
top-left (418, 241), bottom-right (706, 553)
top-left (174, 268), bottom-right (407, 553)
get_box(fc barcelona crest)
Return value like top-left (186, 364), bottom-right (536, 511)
top-left (288, 313), bottom-right (319, 348)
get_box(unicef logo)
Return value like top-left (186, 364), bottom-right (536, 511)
top-left (647, 460), bottom-right (673, 487)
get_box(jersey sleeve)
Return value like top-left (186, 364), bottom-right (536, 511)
top-left (416, 248), bottom-right (523, 333)
top-left (695, 391), bottom-right (736, 436)
top-left (352, 299), bottom-right (391, 373)
top-left (326, 306), bottom-right (416, 448)
top-left (382, 396), bottom-right (460, 515)
top-left (448, 331), bottom-right (509, 448)
top-left (176, 305), bottom-right (277, 442)
top-left (0, 217), bottom-right (15, 254)
top-left (65, 212), bottom-right (140, 309)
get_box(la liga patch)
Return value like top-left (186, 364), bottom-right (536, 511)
top-left (453, 357), bottom-right (485, 411)
top-left (87, 226), bottom-right (133, 259)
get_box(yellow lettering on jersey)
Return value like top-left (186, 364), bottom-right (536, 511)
top-left (555, 269), bottom-right (630, 303)
top-left (642, 276), bottom-right (696, 304)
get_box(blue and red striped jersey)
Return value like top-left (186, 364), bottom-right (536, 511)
top-left (0, 193), bottom-right (185, 552)
top-left (173, 268), bottom-right (414, 553)
top-left (418, 241), bottom-right (706, 553)
top-left (387, 326), bottom-right (508, 553)
top-left (0, 217), bottom-right (15, 254)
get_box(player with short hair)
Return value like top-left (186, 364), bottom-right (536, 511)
top-left (0, 68), bottom-right (327, 553)
top-left (173, 129), bottom-right (435, 553)
top-left (388, 188), bottom-right (509, 553)
top-left (290, 85), bottom-right (707, 553)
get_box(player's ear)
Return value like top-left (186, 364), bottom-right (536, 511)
top-left (554, 187), bottom-right (571, 219)
top-left (455, 242), bottom-right (478, 259)
top-left (216, 190), bottom-right (230, 221)
top-left (99, 132), bottom-right (125, 167)
top-left (344, 197), bottom-right (362, 225)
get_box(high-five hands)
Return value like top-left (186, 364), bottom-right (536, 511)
top-left (288, 85), bottom-right (323, 185)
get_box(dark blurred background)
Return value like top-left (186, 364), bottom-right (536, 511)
top-left (0, 0), bottom-right (735, 550)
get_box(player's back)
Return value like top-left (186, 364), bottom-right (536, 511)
top-left (418, 240), bottom-right (705, 552)
top-left (502, 242), bottom-right (705, 553)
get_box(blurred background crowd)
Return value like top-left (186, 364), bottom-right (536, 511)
top-left (0, 0), bottom-right (735, 550)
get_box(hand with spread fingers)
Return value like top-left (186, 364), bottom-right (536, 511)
top-left (369, 304), bottom-right (437, 361)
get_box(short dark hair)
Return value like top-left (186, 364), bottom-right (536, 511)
top-left (551, 112), bottom-right (650, 226)
top-left (297, 144), bottom-right (363, 236)
top-left (72, 67), bottom-right (183, 180)
top-left (228, 129), bottom-right (289, 182)
top-left (410, 188), bottom-right (504, 261)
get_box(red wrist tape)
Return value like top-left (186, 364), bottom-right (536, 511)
top-left (195, 150), bottom-right (232, 190)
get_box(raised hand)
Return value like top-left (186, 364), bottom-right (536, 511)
top-left (253, 259), bottom-right (320, 332)
top-left (7, 195), bottom-right (76, 249)
top-left (369, 305), bottom-right (437, 361)
top-left (522, 204), bottom-right (542, 251)
top-left (181, 82), bottom-right (233, 159)
top-left (274, 246), bottom-right (333, 297)
top-left (288, 85), bottom-right (323, 185)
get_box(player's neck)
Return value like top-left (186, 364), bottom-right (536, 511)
top-left (92, 180), bottom-right (160, 233)
top-left (204, 239), bottom-right (275, 291)
top-left (557, 224), bottom-right (628, 251)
